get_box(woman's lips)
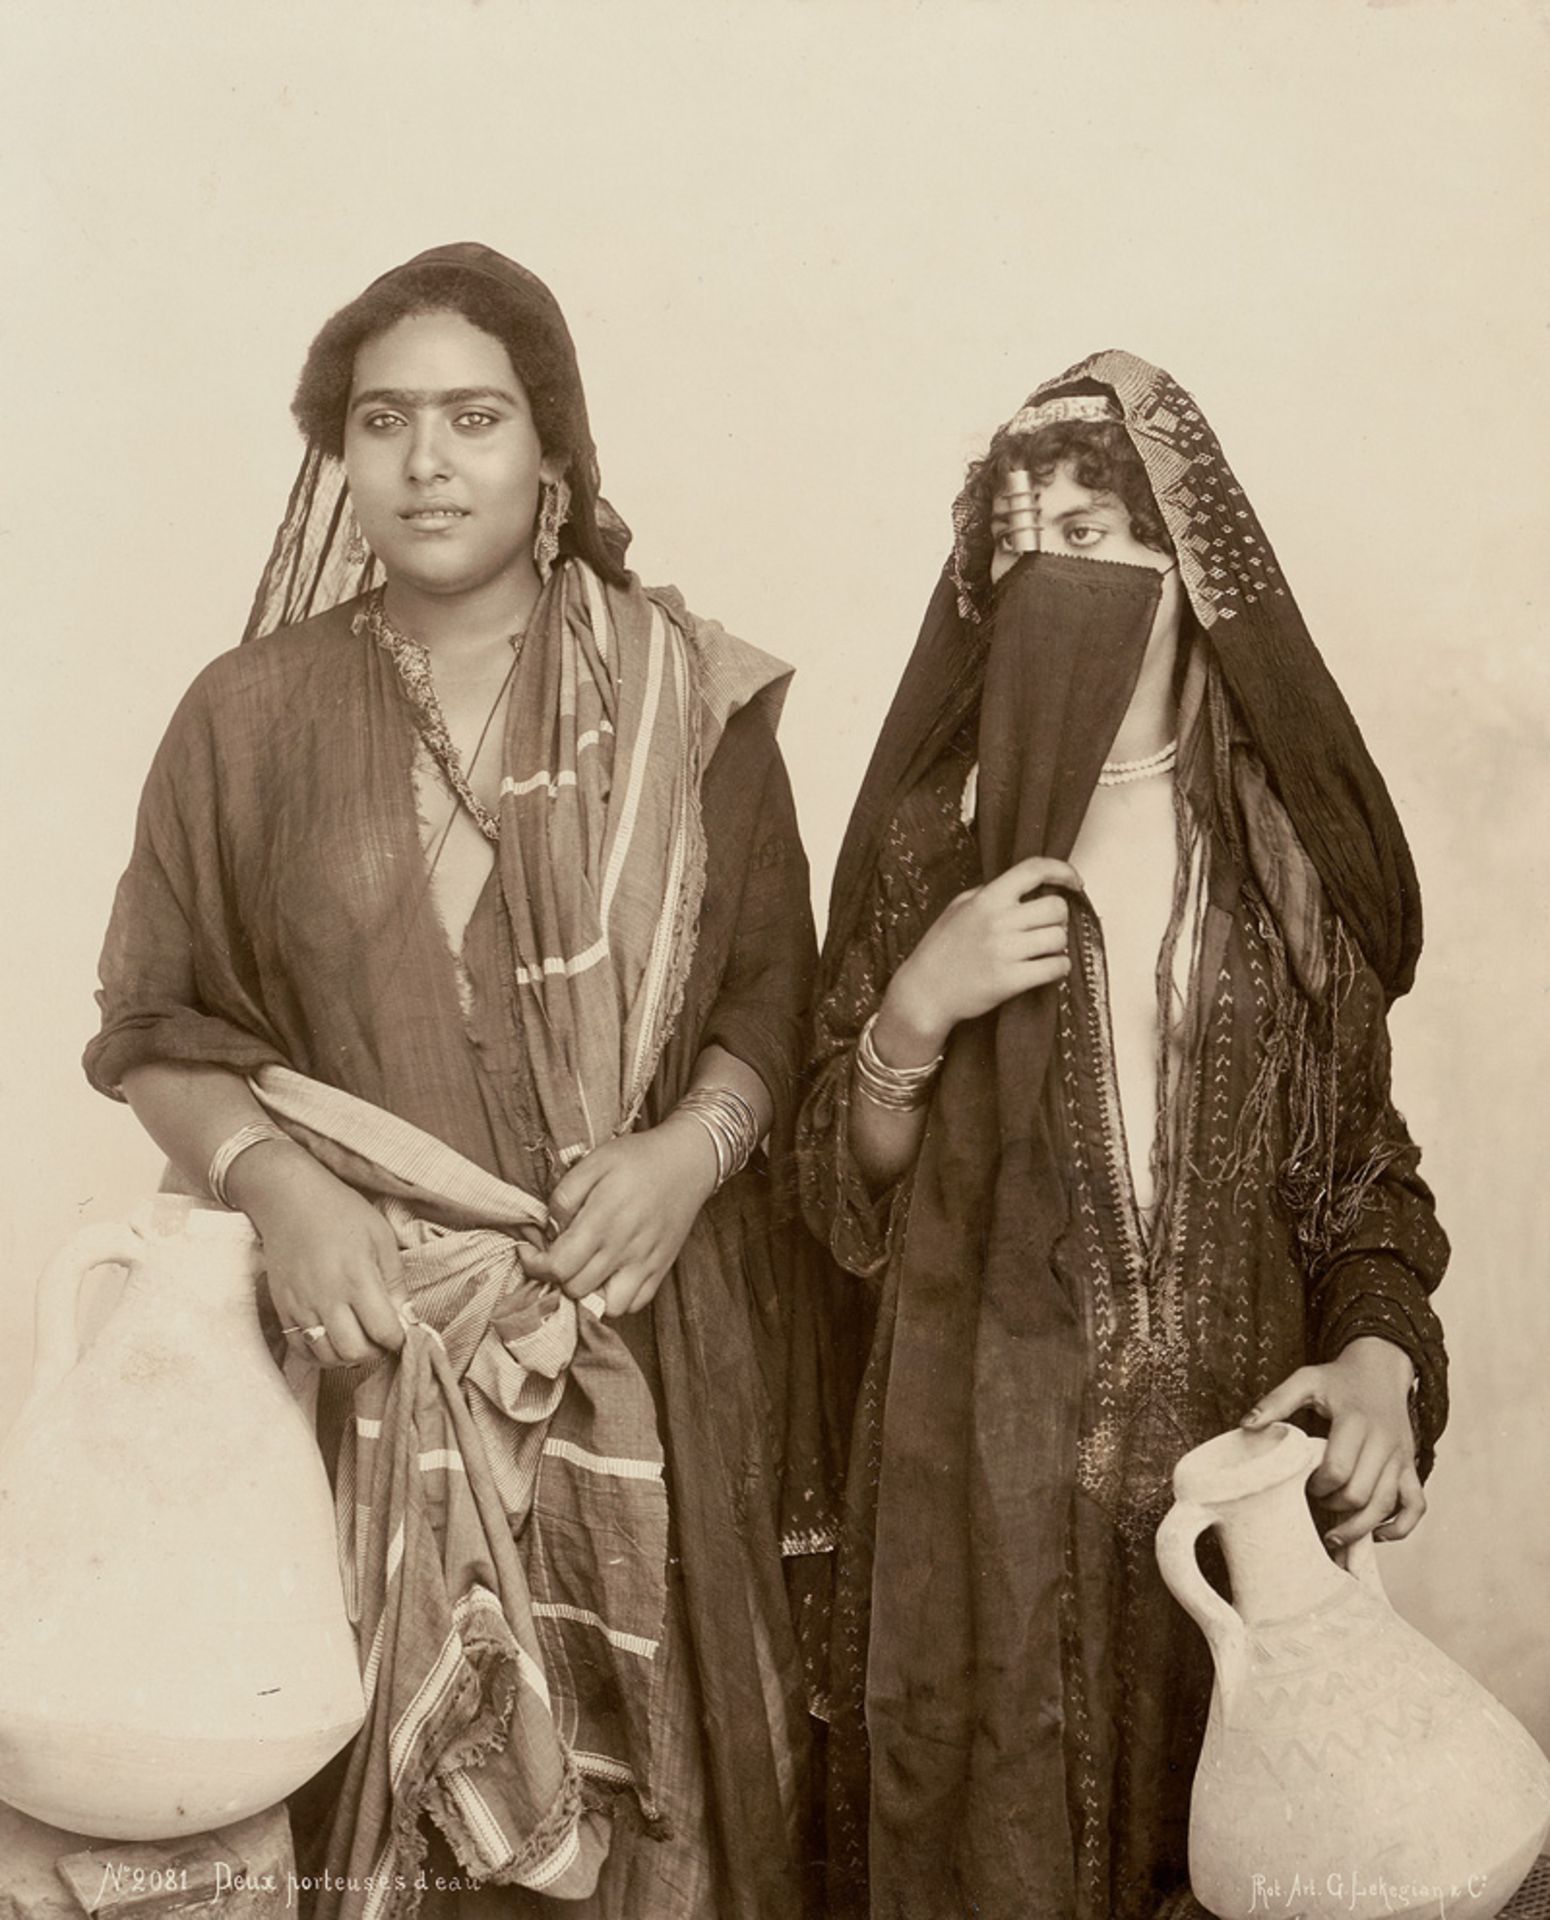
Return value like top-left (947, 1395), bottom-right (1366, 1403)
top-left (400, 506), bottom-right (469, 522)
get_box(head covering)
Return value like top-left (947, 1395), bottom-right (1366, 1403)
top-left (828, 347), bottom-right (1421, 1002)
top-left (242, 242), bottom-right (630, 644)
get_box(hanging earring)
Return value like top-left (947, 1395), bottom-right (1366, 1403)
top-left (534, 475), bottom-right (570, 583)
top-left (344, 507), bottom-right (369, 569)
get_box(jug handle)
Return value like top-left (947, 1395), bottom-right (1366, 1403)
top-left (29, 1222), bottom-right (149, 1402)
top-left (1155, 1499), bottom-right (1250, 1708)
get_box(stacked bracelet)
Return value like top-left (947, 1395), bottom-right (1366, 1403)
top-left (207, 1122), bottom-right (290, 1209)
top-left (675, 1086), bottom-right (762, 1190)
top-left (854, 1012), bottom-right (944, 1113)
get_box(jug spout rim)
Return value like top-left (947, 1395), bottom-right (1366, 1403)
top-left (1171, 1422), bottom-right (1321, 1506)
top-left (130, 1195), bottom-right (260, 1244)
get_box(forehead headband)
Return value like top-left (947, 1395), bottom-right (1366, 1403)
top-left (1002, 393), bottom-right (1123, 436)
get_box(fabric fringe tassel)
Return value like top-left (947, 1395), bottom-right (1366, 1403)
top-left (1171, 665), bottom-right (1405, 1265)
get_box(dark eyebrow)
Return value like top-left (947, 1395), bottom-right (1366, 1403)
top-left (990, 489), bottom-right (1121, 531)
top-left (1049, 495), bottom-right (1121, 522)
top-left (349, 386), bottom-right (521, 412)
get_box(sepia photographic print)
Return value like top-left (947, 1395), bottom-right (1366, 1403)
top-left (1, 2), bottom-right (1547, 1916)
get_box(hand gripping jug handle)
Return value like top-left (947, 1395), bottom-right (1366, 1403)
top-left (1155, 1437), bottom-right (1382, 1719)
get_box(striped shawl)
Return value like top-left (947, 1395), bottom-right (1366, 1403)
top-left (256, 1066), bottom-right (666, 1917)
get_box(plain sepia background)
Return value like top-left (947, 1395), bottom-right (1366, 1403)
top-left (2, 0), bottom-right (1547, 1756)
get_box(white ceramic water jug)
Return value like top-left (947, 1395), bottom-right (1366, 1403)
top-left (0, 1196), bottom-right (364, 1838)
top-left (1156, 1423), bottom-right (1550, 1920)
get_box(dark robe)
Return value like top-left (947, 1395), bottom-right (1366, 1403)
top-left (87, 600), bottom-right (824, 1920)
top-left (798, 726), bottom-right (1449, 1919)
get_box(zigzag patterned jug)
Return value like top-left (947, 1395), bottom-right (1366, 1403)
top-left (0, 1195), bottom-right (364, 1838)
top-left (1156, 1423), bottom-right (1550, 1920)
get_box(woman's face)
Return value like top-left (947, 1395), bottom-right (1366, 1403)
top-left (988, 459), bottom-right (1172, 584)
top-left (989, 457), bottom-right (1184, 677)
top-left (343, 308), bottom-right (552, 601)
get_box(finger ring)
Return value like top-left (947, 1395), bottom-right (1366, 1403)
top-left (302, 1324), bottom-right (328, 1343)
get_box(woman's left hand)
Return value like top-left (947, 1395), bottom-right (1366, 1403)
top-left (1241, 1336), bottom-right (1423, 1548)
top-left (521, 1116), bottom-right (720, 1317)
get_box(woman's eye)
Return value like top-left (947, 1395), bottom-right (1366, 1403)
top-left (456, 410), bottom-right (498, 430)
top-left (363, 412), bottom-right (404, 433)
top-left (1065, 523), bottom-right (1105, 548)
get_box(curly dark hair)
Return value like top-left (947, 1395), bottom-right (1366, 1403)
top-left (958, 409), bottom-right (1172, 592)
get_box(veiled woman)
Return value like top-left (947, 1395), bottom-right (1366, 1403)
top-left (86, 243), bottom-right (836, 1920)
top-left (798, 353), bottom-right (1449, 1919)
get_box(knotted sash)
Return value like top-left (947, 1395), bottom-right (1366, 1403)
top-left (252, 1066), bottom-right (667, 1920)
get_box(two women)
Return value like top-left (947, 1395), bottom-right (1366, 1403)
top-left (87, 244), bottom-right (836, 1920)
top-left (89, 274), bottom-right (1447, 1920)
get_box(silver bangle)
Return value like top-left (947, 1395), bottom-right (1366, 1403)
top-left (207, 1121), bottom-right (290, 1209)
top-left (675, 1086), bottom-right (761, 1190)
top-left (680, 1107), bottom-right (731, 1187)
top-left (854, 1012), bottom-right (943, 1113)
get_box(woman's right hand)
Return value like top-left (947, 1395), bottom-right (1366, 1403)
top-left (876, 854), bottom-right (1080, 1061)
top-left (228, 1142), bottom-right (407, 1368)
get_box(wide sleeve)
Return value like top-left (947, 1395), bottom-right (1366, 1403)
top-left (695, 711), bottom-right (817, 1142)
top-left (797, 764), bottom-right (978, 1282)
top-left (1305, 945), bottom-right (1450, 1473)
top-left (83, 666), bottom-right (288, 1098)
top-left (796, 860), bottom-right (906, 1281)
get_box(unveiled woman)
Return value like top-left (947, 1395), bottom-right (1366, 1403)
top-left (86, 243), bottom-right (837, 1920)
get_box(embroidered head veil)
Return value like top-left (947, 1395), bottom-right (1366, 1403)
top-left (826, 348), bottom-right (1421, 1003)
